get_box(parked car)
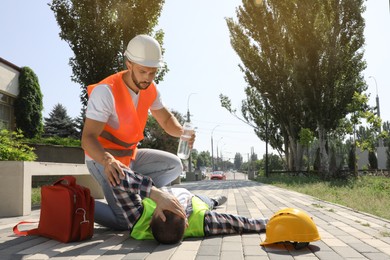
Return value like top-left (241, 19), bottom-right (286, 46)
top-left (210, 171), bottom-right (226, 180)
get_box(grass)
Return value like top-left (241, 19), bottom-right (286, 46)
top-left (32, 188), bottom-right (41, 206)
top-left (256, 174), bottom-right (390, 220)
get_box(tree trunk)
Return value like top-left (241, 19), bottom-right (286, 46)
top-left (318, 124), bottom-right (330, 177)
top-left (284, 134), bottom-right (291, 170)
top-left (288, 136), bottom-right (304, 171)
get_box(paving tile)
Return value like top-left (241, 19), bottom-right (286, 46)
top-left (348, 242), bottom-right (380, 253)
top-left (195, 256), bottom-right (219, 260)
top-left (220, 251), bottom-right (244, 260)
top-left (197, 245), bottom-right (221, 256)
top-left (331, 246), bottom-right (365, 258)
top-left (362, 252), bottom-right (390, 260)
top-left (321, 238), bottom-right (348, 247)
top-left (313, 250), bottom-right (344, 260)
top-left (242, 234), bottom-right (261, 246)
top-left (170, 250), bottom-right (197, 260)
top-left (177, 240), bottom-right (202, 251)
top-left (143, 244), bottom-right (177, 260)
top-left (244, 256), bottom-right (269, 260)
top-left (201, 236), bottom-right (222, 246)
top-left (244, 245), bottom-right (268, 256)
top-left (267, 251), bottom-right (294, 260)
top-left (221, 241), bottom-right (242, 251)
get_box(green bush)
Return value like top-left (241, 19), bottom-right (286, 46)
top-left (24, 136), bottom-right (81, 147)
top-left (368, 150), bottom-right (378, 169)
top-left (0, 129), bottom-right (37, 161)
top-left (14, 67), bottom-right (44, 138)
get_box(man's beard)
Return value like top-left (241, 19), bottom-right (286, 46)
top-left (132, 71), bottom-right (151, 90)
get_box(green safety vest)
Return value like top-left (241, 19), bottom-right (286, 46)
top-left (130, 196), bottom-right (208, 240)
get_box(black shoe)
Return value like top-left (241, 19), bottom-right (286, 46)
top-left (212, 196), bottom-right (227, 207)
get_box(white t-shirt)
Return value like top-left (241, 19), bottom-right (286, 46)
top-left (86, 83), bottom-right (164, 129)
top-left (162, 187), bottom-right (193, 210)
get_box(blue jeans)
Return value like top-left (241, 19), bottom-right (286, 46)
top-left (86, 148), bottom-right (183, 230)
top-left (195, 194), bottom-right (216, 210)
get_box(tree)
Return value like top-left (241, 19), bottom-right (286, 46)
top-left (299, 128), bottom-right (315, 170)
top-left (14, 67), bottom-right (43, 138)
top-left (139, 110), bottom-right (185, 154)
top-left (329, 145), bottom-right (338, 174)
top-left (224, 0), bottom-right (368, 177)
top-left (196, 151), bottom-right (211, 169)
top-left (234, 152), bottom-right (243, 170)
top-left (268, 153), bottom-right (285, 171)
top-left (73, 107), bottom-right (85, 139)
top-left (368, 150), bottom-right (378, 170)
top-left (381, 121), bottom-right (390, 147)
top-left (49, 0), bottom-right (167, 108)
top-left (44, 103), bottom-right (78, 138)
top-left (348, 145), bottom-right (356, 172)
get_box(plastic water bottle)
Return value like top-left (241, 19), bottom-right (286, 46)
top-left (177, 122), bottom-right (194, 160)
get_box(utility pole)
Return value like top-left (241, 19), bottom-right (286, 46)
top-left (211, 125), bottom-right (219, 171)
top-left (186, 93), bottom-right (196, 174)
top-left (369, 76), bottom-right (382, 147)
top-left (263, 92), bottom-right (271, 177)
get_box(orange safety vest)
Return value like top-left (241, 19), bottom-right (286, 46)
top-left (87, 70), bottom-right (157, 166)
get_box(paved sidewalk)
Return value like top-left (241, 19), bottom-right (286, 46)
top-left (1, 179), bottom-right (390, 259)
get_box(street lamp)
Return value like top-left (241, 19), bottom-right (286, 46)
top-left (369, 76), bottom-right (382, 147)
top-left (368, 76), bottom-right (381, 119)
top-left (211, 125), bottom-right (220, 171)
top-left (186, 93), bottom-right (197, 174)
top-left (263, 92), bottom-right (271, 177)
top-left (220, 143), bottom-right (226, 171)
top-left (216, 138), bottom-right (224, 170)
top-left (186, 93), bottom-right (197, 122)
top-left (216, 137), bottom-right (223, 170)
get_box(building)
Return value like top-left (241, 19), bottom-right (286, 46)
top-left (0, 57), bottom-right (20, 131)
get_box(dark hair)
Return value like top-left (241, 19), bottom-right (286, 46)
top-left (150, 210), bottom-right (185, 244)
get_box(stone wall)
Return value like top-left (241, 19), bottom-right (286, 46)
top-left (31, 144), bottom-right (85, 164)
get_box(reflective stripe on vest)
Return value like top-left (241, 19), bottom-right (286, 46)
top-left (87, 71), bottom-right (157, 165)
top-left (130, 196), bottom-right (207, 240)
top-left (99, 130), bottom-right (137, 157)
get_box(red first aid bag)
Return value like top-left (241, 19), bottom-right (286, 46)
top-left (13, 176), bottom-right (95, 243)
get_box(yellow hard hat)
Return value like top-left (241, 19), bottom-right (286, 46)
top-left (260, 208), bottom-right (320, 249)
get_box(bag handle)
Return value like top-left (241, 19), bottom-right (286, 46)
top-left (76, 208), bottom-right (91, 240)
top-left (53, 175), bottom-right (76, 187)
top-left (13, 221), bottom-right (39, 236)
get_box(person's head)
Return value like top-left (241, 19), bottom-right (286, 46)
top-left (124, 35), bottom-right (163, 91)
top-left (150, 210), bottom-right (186, 244)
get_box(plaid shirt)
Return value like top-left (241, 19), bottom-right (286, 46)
top-left (112, 171), bottom-right (267, 234)
top-left (112, 170), bottom-right (154, 229)
top-left (203, 211), bottom-right (266, 235)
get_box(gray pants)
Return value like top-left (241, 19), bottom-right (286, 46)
top-left (86, 148), bottom-right (183, 230)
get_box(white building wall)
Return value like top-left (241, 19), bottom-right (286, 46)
top-left (377, 146), bottom-right (387, 170)
top-left (356, 147), bottom-right (388, 170)
top-left (0, 62), bottom-right (19, 97)
top-left (356, 148), bottom-right (369, 170)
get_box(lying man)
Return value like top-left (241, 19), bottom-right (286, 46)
top-left (148, 187), bottom-right (268, 244)
top-left (96, 169), bottom-right (268, 244)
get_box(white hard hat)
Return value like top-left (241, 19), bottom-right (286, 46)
top-left (124, 34), bottom-right (163, 68)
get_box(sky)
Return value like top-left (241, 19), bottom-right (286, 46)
top-left (1, 0), bottom-right (389, 162)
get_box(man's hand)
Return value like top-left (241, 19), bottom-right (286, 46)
top-left (103, 152), bottom-right (130, 186)
top-left (150, 187), bottom-right (186, 222)
top-left (188, 131), bottom-right (196, 149)
top-left (81, 118), bottom-right (130, 186)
